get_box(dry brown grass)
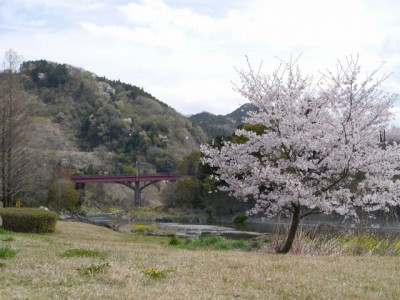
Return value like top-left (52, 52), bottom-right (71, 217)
top-left (1, 221), bottom-right (399, 299)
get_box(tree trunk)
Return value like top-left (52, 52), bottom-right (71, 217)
top-left (278, 205), bottom-right (301, 254)
top-left (0, 103), bottom-right (6, 206)
top-left (1, 141), bottom-right (8, 207)
top-left (0, 50), bottom-right (32, 207)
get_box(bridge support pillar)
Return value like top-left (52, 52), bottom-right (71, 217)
top-left (134, 181), bottom-right (142, 206)
top-left (75, 183), bottom-right (86, 205)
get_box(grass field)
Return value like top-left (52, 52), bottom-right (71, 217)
top-left (1, 221), bottom-right (400, 299)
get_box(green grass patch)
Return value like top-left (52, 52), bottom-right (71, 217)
top-left (0, 246), bottom-right (17, 259)
top-left (0, 227), bottom-right (15, 242)
top-left (0, 235), bottom-right (14, 242)
top-left (60, 248), bottom-right (107, 260)
top-left (169, 235), bottom-right (261, 251)
top-left (0, 228), bottom-right (13, 234)
top-left (169, 236), bottom-right (180, 246)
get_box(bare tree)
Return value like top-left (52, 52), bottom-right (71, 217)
top-left (0, 49), bottom-right (32, 207)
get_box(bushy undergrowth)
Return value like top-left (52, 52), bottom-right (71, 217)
top-left (156, 228), bottom-right (400, 256)
top-left (169, 235), bottom-right (261, 251)
top-left (60, 248), bottom-right (107, 259)
top-left (290, 231), bottom-right (400, 256)
top-left (0, 208), bottom-right (57, 233)
top-left (338, 233), bottom-right (400, 255)
top-left (233, 212), bottom-right (248, 224)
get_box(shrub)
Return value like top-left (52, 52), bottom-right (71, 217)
top-left (394, 241), bottom-right (400, 251)
top-left (230, 240), bottom-right (259, 251)
top-left (47, 178), bottom-right (79, 211)
top-left (132, 224), bottom-right (149, 232)
top-left (169, 236), bottom-right (181, 246)
top-left (338, 233), bottom-right (392, 255)
top-left (214, 242), bottom-right (231, 250)
top-left (0, 246), bottom-right (16, 258)
top-left (131, 223), bottom-right (157, 235)
top-left (233, 212), bottom-right (248, 224)
top-left (164, 176), bottom-right (205, 209)
top-left (197, 235), bottom-right (223, 246)
top-left (0, 208), bottom-right (57, 233)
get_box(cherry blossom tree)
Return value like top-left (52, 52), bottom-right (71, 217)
top-left (201, 56), bottom-right (400, 253)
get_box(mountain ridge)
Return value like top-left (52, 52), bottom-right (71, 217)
top-left (189, 103), bottom-right (257, 139)
top-left (16, 59), bottom-right (209, 208)
top-left (10, 58), bottom-right (255, 209)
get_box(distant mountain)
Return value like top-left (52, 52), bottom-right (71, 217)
top-left (226, 103), bottom-right (258, 124)
top-left (11, 59), bottom-right (260, 208)
top-left (14, 59), bottom-right (211, 208)
top-left (20, 60), bottom-right (207, 174)
top-left (189, 103), bottom-right (257, 139)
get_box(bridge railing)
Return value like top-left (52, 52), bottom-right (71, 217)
top-left (71, 173), bottom-right (181, 183)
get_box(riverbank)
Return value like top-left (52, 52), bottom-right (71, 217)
top-left (66, 208), bottom-right (400, 240)
top-left (62, 211), bottom-right (265, 240)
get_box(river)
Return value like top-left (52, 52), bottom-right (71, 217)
top-left (84, 212), bottom-right (400, 238)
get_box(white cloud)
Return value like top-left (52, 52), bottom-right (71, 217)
top-left (0, 0), bottom-right (399, 116)
top-left (11, 0), bottom-right (107, 12)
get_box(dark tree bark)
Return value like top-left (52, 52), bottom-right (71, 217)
top-left (278, 204), bottom-right (301, 254)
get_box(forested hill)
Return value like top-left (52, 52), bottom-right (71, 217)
top-left (189, 103), bottom-right (257, 139)
top-left (20, 59), bottom-right (208, 175)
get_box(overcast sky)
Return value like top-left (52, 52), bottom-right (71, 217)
top-left (1, 0), bottom-right (399, 119)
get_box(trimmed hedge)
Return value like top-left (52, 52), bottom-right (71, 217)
top-left (0, 208), bottom-right (58, 233)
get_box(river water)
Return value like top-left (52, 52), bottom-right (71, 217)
top-left (85, 213), bottom-right (400, 238)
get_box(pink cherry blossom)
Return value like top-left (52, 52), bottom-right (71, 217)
top-left (201, 56), bottom-right (400, 253)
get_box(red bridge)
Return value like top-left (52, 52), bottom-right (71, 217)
top-left (71, 174), bottom-right (181, 206)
